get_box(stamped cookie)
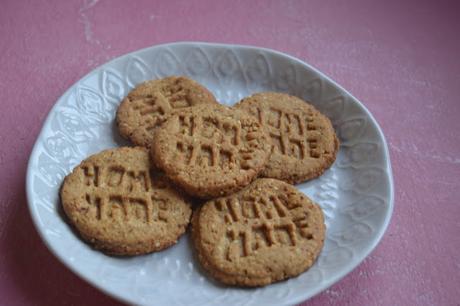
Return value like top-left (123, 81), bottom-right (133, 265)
top-left (151, 104), bottom-right (271, 199)
top-left (60, 147), bottom-right (192, 256)
top-left (235, 92), bottom-right (339, 184)
top-left (116, 76), bottom-right (217, 147)
top-left (192, 178), bottom-right (325, 287)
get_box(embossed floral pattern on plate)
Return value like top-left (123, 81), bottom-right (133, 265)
top-left (26, 42), bottom-right (394, 306)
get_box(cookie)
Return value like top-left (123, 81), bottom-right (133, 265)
top-left (60, 147), bottom-right (192, 256)
top-left (116, 76), bottom-right (217, 147)
top-left (235, 92), bottom-right (339, 184)
top-left (191, 178), bottom-right (325, 287)
top-left (151, 103), bottom-right (271, 199)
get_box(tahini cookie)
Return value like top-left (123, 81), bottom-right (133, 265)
top-left (60, 147), bottom-right (192, 256)
top-left (116, 76), bottom-right (217, 147)
top-left (151, 104), bottom-right (271, 199)
top-left (191, 178), bottom-right (325, 287)
top-left (235, 92), bottom-right (339, 184)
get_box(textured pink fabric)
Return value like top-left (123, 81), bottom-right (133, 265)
top-left (0, 0), bottom-right (459, 305)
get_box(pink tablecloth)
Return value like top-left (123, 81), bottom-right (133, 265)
top-left (1, 0), bottom-right (459, 305)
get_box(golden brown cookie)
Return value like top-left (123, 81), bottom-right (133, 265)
top-left (235, 92), bottom-right (339, 184)
top-left (60, 147), bottom-right (192, 256)
top-left (151, 104), bottom-right (271, 199)
top-left (191, 178), bottom-right (325, 287)
top-left (116, 76), bottom-right (218, 147)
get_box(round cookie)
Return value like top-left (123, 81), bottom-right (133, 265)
top-left (151, 104), bottom-right (271, 199)
top-left (191, 178), bottom-right (325, 287)
top-left (60, 147), bottom-right (192, 256)
top-left (235, 92), bottom-right (339, 184)
top-left (116, 76), bottom-right (217, 147)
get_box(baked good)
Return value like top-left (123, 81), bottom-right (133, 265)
top-left (235, 92), bottom-right (339, 184)
top-left (116, 76), bottom-right (217, 147)
top-left (191, 178), bottom-right (325, 286)
top-left (60, 147), bottom-right (192, 256)
top-left (151, 103), bottom-right (271, 199)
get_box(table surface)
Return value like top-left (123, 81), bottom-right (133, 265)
top-left (1, 0), bottom-right (459, 305)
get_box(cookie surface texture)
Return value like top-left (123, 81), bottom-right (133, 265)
top-left (235, 92), bottom-right (339, 184)
top-left (192, 178), bottom-right (325, 287)
top-left (151, 104), bottom-right (271, 199)
top-left (60, 147), bottom-right (192, 256)
top-left (116, 76), bottom-right (217, 147)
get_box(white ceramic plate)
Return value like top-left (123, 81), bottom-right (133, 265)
top-left (26, 42), bottom-right (394, 306)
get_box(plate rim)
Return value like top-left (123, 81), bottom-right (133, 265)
top-left (25, 41), bottom-right (395, 305)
